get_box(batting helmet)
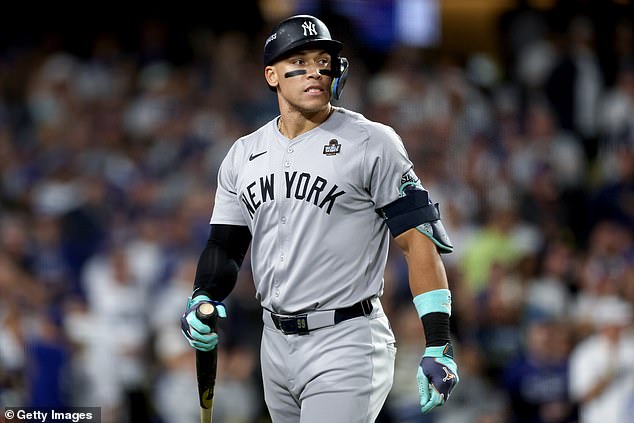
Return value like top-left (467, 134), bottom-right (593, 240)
top-left (263, 15), bottom-right (343, 66)
top-left (263, 15), bottom-right (349, 100)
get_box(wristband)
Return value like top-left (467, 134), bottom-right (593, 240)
top-left (421, 312), bottom-right (451, 347)
top-left (413, 289), bottom-right (452, 318)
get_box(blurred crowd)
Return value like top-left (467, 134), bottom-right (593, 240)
top-left (1, 1), bottom-right (633, 423)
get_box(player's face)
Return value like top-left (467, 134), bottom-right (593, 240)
top-left (267, 49), bottom-right (333, 113)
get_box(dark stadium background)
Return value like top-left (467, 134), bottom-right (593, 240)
top-left (1, 1), bottom-right (633, 423)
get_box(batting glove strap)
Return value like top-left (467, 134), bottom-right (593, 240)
top-left (180, 295), bottom-right (227, 351)
top-left (417, 343), bottom-right (459, 414)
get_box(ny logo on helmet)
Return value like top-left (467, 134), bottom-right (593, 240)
top-left (302, 21), bottom-right (317, 36)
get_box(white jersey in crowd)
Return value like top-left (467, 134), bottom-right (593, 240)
top-left (211, 107), bottom-right (418, 314)
top-left (569, 330), bottom-right (634, 423)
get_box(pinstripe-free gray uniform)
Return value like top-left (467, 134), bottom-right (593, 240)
top-left (210, 107), bottom-right (418, 422)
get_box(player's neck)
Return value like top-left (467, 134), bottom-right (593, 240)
top-left (278, 105), bottom-right (334, 139)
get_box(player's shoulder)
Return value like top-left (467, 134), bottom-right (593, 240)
top-left (334, 107), bottom-right (395, 133)
top-left (333, 107), bottom-right (400, 142)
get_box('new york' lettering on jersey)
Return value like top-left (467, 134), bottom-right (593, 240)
top-left (240, 172), bottom-right (345, 218)
top-left (210, 107), bottom-right (415, 314)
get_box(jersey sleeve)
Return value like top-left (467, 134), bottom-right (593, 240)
top-left (363, 123), bottom-right (416, 209)
top-left (210, 146), bottom-right (247, 226)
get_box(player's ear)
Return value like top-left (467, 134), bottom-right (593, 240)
top-left (265, 66), bottom-right (279, 90)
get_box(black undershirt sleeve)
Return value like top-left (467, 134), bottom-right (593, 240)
top-left (192, 224), bottom-right (252, 301)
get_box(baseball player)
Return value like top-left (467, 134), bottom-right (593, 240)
top-left (181, 14), bottom-right (459, 423)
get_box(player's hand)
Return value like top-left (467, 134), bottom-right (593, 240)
top-left (180, 294), bottom-right (227, 351)
top-left (417, 343), bottom-right (459, 414)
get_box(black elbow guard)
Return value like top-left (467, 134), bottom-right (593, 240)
top-left (379, 186), bottom-right (453, 254)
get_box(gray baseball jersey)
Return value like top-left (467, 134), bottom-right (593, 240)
top-left (210, 107), bottom-right (415, 314)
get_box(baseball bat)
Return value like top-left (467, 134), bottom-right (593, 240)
top-left (196, 302), bottom-right (218, 423)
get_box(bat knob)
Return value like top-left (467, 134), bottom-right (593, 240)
top-left (196, 302), bottom-right (217, 325)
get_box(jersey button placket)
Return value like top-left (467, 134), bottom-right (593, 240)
top-left (284, 143), bottom-right (294, 168)
top-left (275, 146), bottom-right (292, 305)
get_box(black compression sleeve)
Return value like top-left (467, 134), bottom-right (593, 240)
top-left (192, 224), bottom-right (252, 301)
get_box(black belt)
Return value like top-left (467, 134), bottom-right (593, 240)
top-left (269, 298), bottom-right (374, 335)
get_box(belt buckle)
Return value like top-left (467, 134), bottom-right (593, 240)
top-left (279, 314), bottom-right (309, 335)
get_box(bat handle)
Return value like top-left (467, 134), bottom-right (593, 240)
top-left (196, 302), bottom-right (218, 423)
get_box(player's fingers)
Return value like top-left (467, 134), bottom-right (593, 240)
top-left (416, 367), bottom-right (430, 405)
top-left (182, 328), bottom-right (219, 350)
top-left (181, 329), bottom-right (207, 350)
top-left (190, 331), bottom-right (218, 344)
top-left (190, 339), bottom-right (218, 351)
top-left (187, 314), bottom-right (212, 333)
top-left (420, 386), bottom-right (444, 414)
top-left (215, 304), bottom-right (228, 318)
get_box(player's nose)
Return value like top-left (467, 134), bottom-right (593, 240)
top-left (306, 62), bottom-right (322, 78)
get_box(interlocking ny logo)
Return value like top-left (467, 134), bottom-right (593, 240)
top-left (302, 21), bottom-right (317, 36)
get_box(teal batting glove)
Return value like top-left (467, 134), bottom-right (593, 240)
top-left (180, 294), bottom-right (227, 351)
top-left (417, 343), bottom-right (459, 414)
